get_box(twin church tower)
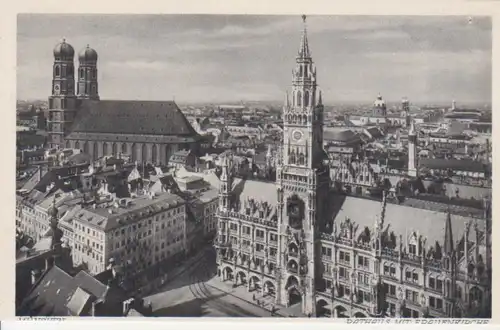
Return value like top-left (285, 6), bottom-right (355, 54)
top-left (47, 41), bottom-right (99, 148)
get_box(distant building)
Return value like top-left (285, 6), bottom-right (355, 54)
top-left (347, 96), bottom-right (411, 128)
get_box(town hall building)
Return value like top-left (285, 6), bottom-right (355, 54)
top-left (214, 16), bottom-right (492, 318)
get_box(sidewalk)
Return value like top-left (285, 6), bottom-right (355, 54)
top-left (162, 247), bottom-right (208, 285)
top-left (206, 277), bottom-right (294, 317)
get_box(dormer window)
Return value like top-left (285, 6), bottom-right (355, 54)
top-left (409, 243), bottom-right (417, 255)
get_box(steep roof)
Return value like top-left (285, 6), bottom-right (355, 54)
top-left (70, 100), bottom-right (197, 137)
top-left (331, 195), bottom-right (484, 250)
top-left (18, 265), bottom-right (119, 317)
top-left (323, 128), bottom-right (359, 143)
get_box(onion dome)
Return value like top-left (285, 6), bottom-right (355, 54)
top-left (53, 39), bottom-right (75, 58)
top-left (374, 93), bottom-right (386, 107)
top-left (78, 44), bottom-right (98, 62)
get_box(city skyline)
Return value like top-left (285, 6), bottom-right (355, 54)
top-left (17, 14), bottom-right (492, 104)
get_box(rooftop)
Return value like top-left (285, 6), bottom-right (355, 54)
top-left (69, 99), bottom-right (198, 137)
top-left (73, 192), bottom-right (185, 232)
top-left (330, 195), bottom-right (485, 250)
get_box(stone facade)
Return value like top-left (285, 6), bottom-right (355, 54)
top-left (214, 16), bottom-right (491, 318)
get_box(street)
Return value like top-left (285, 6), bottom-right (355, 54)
top-left (143, 247), bottom-right (277, 317)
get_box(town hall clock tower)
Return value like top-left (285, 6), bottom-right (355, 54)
top-left (275, 15), bottom-right (331, 315)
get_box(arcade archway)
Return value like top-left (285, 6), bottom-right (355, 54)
top-left (288, 286), bottom-right (302, 306)
top-left (316, 299), bottom-right (330, 317)
top-left (334, 305), bottom-right (348, 318)
top-left (222, 267), bottom-right (233, 281)
top-left (353, 312), bottom-right (367, 318)
top-left (249, 276), bottom-right (261, 292)
top-left (236, 271), bottom-right (247, 286)
top-left (263, 281), bottom-right (276, 297)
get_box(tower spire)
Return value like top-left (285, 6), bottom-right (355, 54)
top-left (299, 15), bottom-right (310, 58)
top-left (443, 208), bottom-right (454, 255)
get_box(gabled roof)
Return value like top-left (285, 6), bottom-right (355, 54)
top-left (66, 287), bottom-right (93, 316)
top-left (70, 100), bottom-right (197, 137)
top-left (331, 195), bottom-right (484, 251)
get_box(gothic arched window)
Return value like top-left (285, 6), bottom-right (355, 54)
top-left (79, 68), bottom-right (84, 79)
top-left (102, 142), bottom-right (108, 156)
top-left (289, 151), bottom-right (296, 164)
top-left (75, 141), bottom-right (80, 150)
top-left (297, 91), bottom-right (302, 107)
top-left (93, 69), bottom-right (97, 79)
top-left (152, 144), bottom-right (158, 164)
top-left (112, 143), bottom-right (117, 156)
top-left (298, 153), bottom-right (305, 165)
top-left (304, 91), bottom-right (309, 107)
top-left (122, 143), bottom-right (128, 154)
top-left (55, 65), bottom-right (60, 77)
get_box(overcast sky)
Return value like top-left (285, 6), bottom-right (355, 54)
top-left (17, 14), bottom-right (491, 105)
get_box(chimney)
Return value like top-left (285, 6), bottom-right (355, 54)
top-left (123, 298), bottom-right (134, 316)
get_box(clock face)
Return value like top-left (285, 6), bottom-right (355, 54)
top-left (292, 130), bottom-right (303, 141)
top-left (54, 84), bottom-right (60, 95)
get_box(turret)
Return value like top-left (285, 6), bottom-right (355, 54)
top-left (407, 120), bottom-right (418, 178)
top-left (219, 156), bottom-right (232, 211)
top-left (48, 38), bottom-right (77, 149)
top-left (77, 44), bottom-right (100, 100)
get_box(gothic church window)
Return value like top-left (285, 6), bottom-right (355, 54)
top-left (55, 65), bottom-right (60, 77)
top-left (75, 141), bottom-right (80, 150)
top-left (297, 91), bottom-right (302, 107)
top-left (304, 91), bottom-right (309, 106)
top-left (79, 68), bottom-right (84, 79)
top-left (298, 153), bottom-right (305, 165)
